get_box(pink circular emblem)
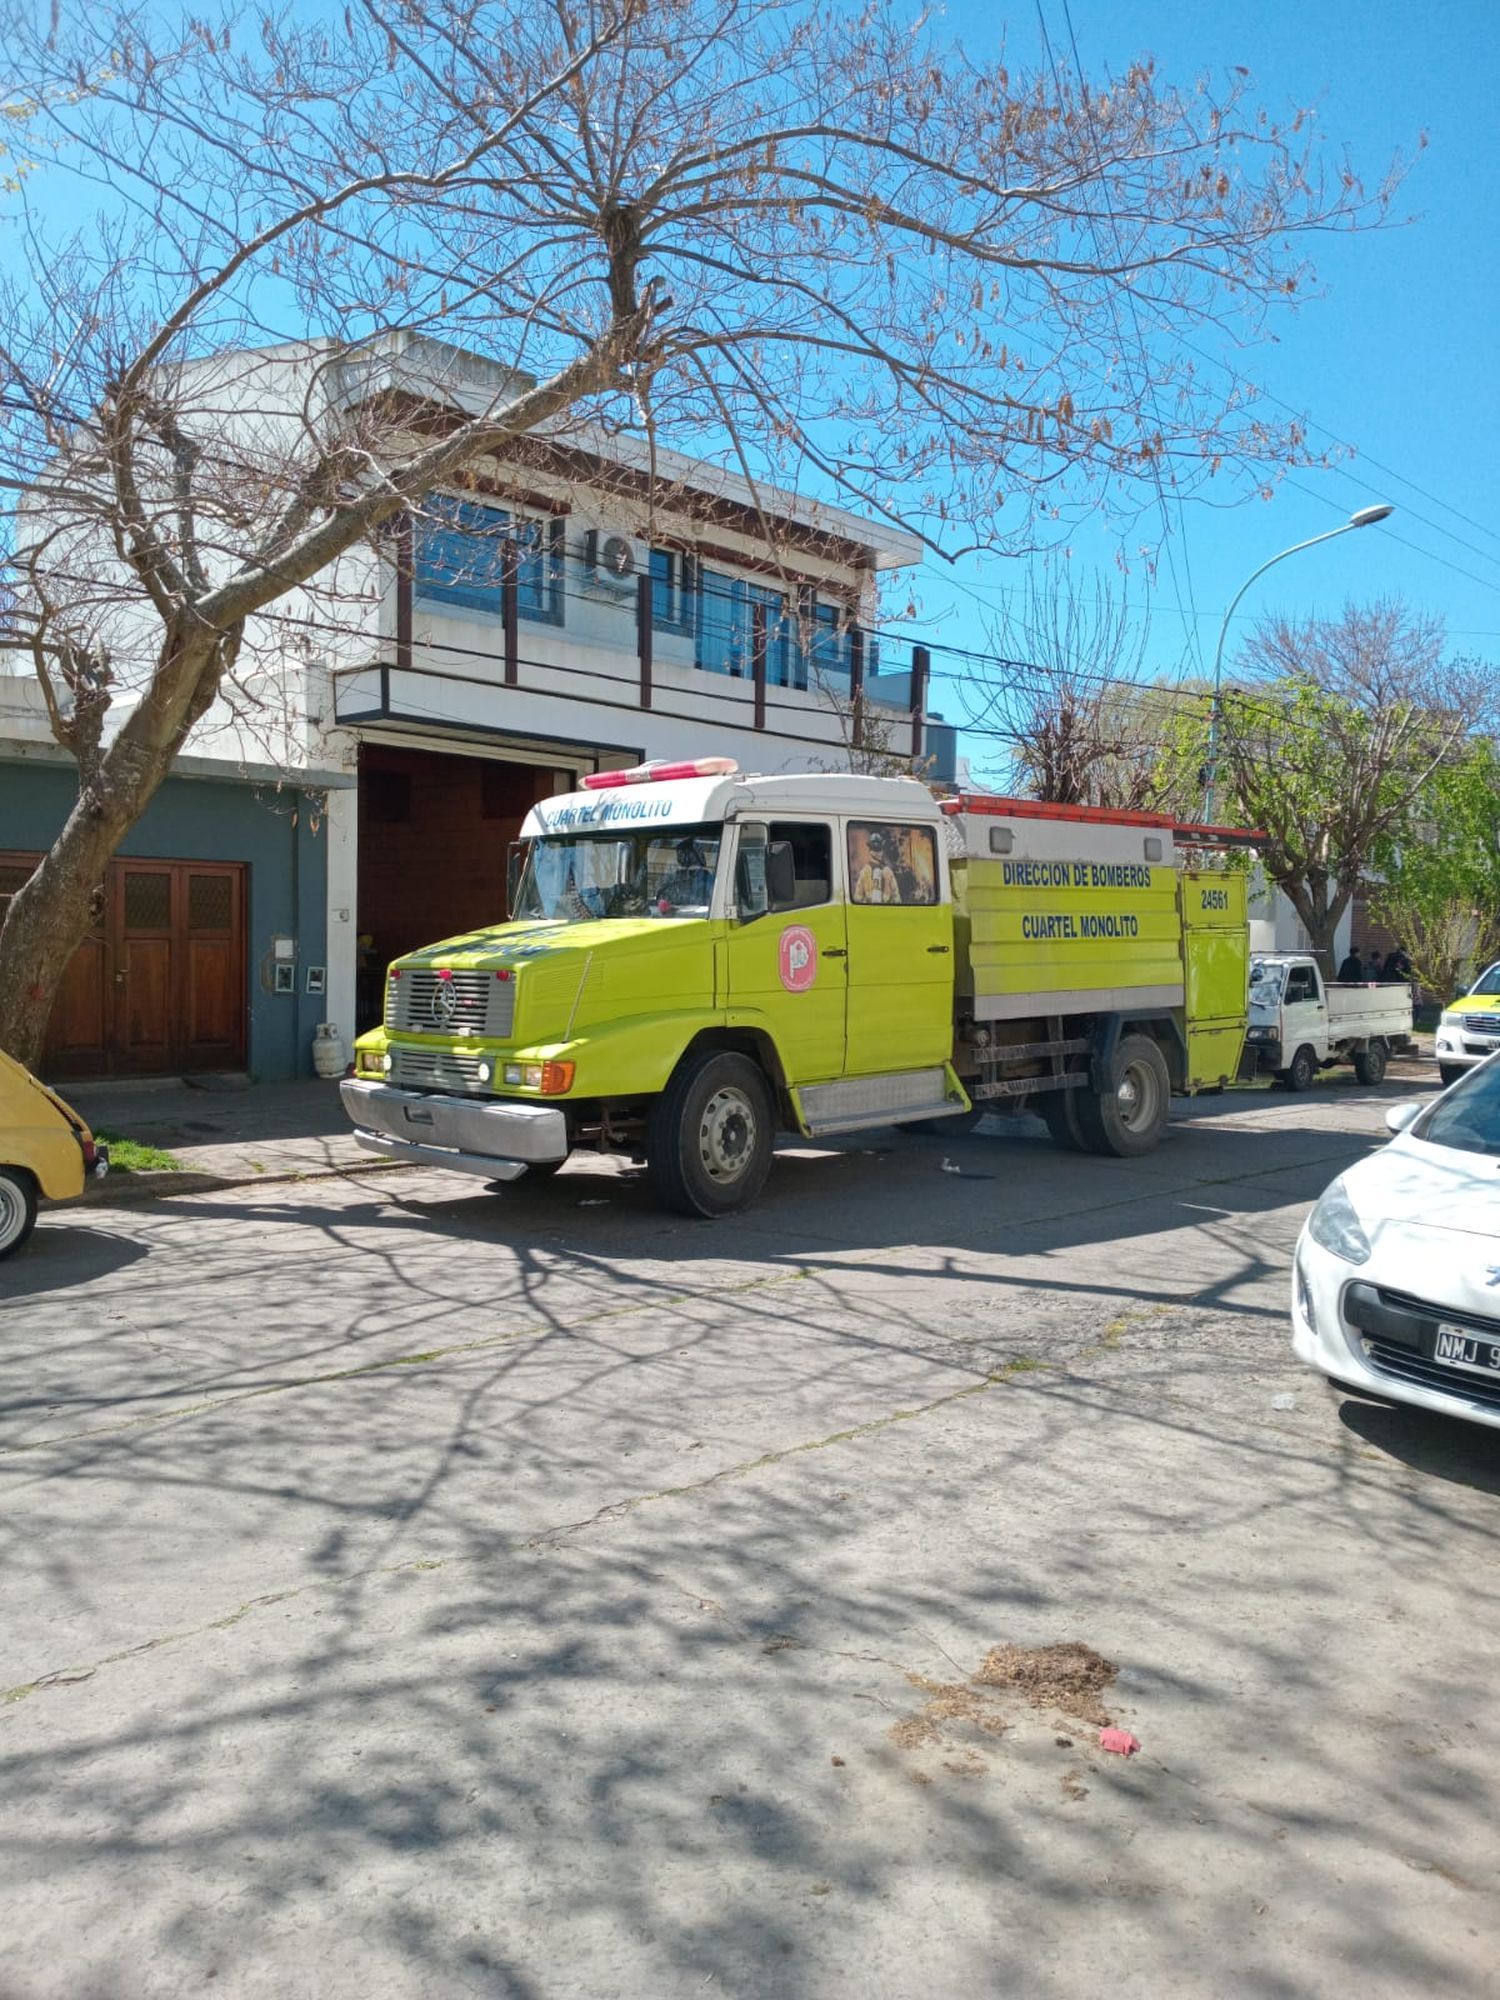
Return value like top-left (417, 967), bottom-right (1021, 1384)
top-left (778, 924), bottom-right (818, 993)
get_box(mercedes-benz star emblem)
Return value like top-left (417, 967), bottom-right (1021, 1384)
top-left (430, 980), bottom-right (459, 1027)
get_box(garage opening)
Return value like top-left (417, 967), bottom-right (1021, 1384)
top-left (356, 745), bottom-right (572, 1028)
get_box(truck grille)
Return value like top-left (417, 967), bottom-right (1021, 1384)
top-left (385, 969), bottom-right (515, 1038)
top-left (387, 1045), bottom-right (489, 1092)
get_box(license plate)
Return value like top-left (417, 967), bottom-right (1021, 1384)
top-left (1432, 1324), bottom-right (1500, 1377)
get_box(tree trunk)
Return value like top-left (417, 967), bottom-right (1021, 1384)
top-left (0, 636), bottom-right (219, 1068)
top-left (1276, 874), bottom-right (1351, 982)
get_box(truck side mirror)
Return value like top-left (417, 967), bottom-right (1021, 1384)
top-left (735, 823), bottom-right (770, 921)
top-left (767, 841), bottom-right (797, 911)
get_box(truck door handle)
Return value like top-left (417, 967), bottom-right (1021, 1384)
top-left (822, 947), bottom-right (847, 958)
top-left (927, 945), bottom-right (951, 954)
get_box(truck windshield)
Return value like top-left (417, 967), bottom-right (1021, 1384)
top-left (1250, 961), bottom-right (1285, 999)
top-left (515, 824), bottom-right (722, 922)
top-left (1471, 964), bottom-right (1500, 998)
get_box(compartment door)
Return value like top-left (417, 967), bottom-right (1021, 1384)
top-left (1180, 871), bottom-right (1248, 1089)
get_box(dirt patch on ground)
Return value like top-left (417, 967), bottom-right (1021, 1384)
top-left (973, 1642), bottom-right (1118, 1726)
top-left (888, 1673), bottom-right (1012, 1751)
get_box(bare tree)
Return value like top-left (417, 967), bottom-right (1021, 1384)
top-left (1215, 599), bottom-right (1491, 973)
top-left (957, 573), bottom-right (1204, 810)
top-left (0, 0), bottom-right (1403, 1062)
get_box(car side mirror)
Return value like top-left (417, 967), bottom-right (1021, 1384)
top-left (767, 840), bottom-right (797, 911)
top-left (506, 841), bottom-right (527, 919)
top-left (735, 823), bottom-right (770, 921)
top-left (1385, 1101), bottom-right (1422, 1136)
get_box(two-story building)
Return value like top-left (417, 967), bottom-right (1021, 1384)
top-left (0, 334), bottom-right (939, 1080)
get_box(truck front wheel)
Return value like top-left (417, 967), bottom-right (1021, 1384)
top-left (1284, 1044), bottom-right (1318, 1093)
top-left (645, 1051), bottom-right (775, 1218)
top-left (1077, 1035), bottom-right (1171, 1158)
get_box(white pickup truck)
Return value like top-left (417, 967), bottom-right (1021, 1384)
top-left (1244, 952), bottom-right (1414, 1090)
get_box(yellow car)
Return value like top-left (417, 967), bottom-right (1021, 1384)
top-left (1435, 961), bottom-right (1500, 1086)
top-left (0, 1048), bottom-right (108, 1258)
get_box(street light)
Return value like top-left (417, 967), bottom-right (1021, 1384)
top-left (1201, 502), bottom-right (1395, 821)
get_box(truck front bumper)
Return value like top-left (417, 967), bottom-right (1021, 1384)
top-left (340, 1079), bottom-right (568, 1181)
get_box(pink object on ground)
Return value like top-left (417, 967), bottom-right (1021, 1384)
top-left (1098, 1728), bottom-right (1140, 1756)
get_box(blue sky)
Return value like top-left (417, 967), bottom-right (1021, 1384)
top-left (914, 0), bottom-right (1500, 774)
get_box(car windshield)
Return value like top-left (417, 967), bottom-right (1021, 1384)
top-left (1414, 1057), bottom-right (1500, 1158)
top-left (515, 824), bottom-right (722, 921)
top-left (1470, 963), bottom-right (1500, 998)
top-left (1250, 961), bottom-right (1285, 999)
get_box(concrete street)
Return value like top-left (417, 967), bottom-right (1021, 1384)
top-left (3, 1077), bottom-right (1497, 1999)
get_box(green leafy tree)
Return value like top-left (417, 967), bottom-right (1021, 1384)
top-left (1369, 742), bottom-right (1500, 999)
top-left (1214, 601), bottom-right (1491, 974)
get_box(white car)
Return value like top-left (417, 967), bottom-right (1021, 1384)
top-left (1293, 1053), bottom-right (1500, 1428)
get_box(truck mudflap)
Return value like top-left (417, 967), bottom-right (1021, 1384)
top-left (340, 1079), bottom-right (568, 1179)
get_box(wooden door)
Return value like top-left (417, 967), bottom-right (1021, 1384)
top-left (1, 851), bottom-right (246, 1077)
top-left (0, 854), bottom-right (109, 1075)
top-left (180, 867), bottom-right (244, 1069)
top-left (114, 864), bottom-right (177, 1072)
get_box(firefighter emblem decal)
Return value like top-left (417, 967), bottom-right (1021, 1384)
top-left (778, 925), bottom-right (818, 993)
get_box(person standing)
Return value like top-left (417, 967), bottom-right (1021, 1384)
top-left (1336, 945), bottom-right (1365, 983)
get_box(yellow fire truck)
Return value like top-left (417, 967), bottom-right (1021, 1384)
top-left (345, 762), bottom-right (1251, 1215)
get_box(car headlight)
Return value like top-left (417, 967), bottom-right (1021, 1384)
top-left (1440, 1011), bottom-right (1467, 1033)
top-left (1307, 1176), bottom-right (1372, 1266)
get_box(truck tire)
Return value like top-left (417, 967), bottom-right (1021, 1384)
top-left (1040, 1088), bottom-right (1089, 1153)
top-left (1353, 1040), bottom-right (1388, 1086)
top-left (645, 1050), bottom-right (775, 1218)
top-left (0, 1167), bottom-right (38, 1259)
top-left (1076, 1035), bottom-right (1171, 1158)
top-left (1439, 1063), bottom-right (1466, 1089)
top-left (1284, 1044), bottom-right (1318, 1093)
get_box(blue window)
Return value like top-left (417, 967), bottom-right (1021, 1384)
top-left (696, 569), bottom-right (745, 676)
top-left (650, 548), bottom-right (695, 635)
top-left (414, 495), bottom-right (562, 624)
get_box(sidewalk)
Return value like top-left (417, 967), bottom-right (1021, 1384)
top-left (56, 1074), bottom-right (391, 1201)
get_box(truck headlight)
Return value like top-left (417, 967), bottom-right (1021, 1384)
top-left (1440, 1011), bottom-right (1467, 1033)
top-left (1307, 1177), bottom-right (1371, 1266)
top-left (477, 1060), bottom-right (491, 1084)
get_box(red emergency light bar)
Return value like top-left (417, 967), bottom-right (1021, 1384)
top-left (582, 757), bottom-right (739, 790)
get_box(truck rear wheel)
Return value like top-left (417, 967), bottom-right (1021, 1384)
top-left (1040, 1088), bottom-right (1089, 1152)
top-left (645, 1051), bottom-right (774, 1218)
top-left (0, 1167), bottom-right (38, 1259)
top-left (1353, 1040), bottom-right (1388, 1086)
top-left (1076, 1035), bottom-right (1171, 1158)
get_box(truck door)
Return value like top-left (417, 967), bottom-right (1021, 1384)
top-left (723, 819), bottom-right (847, 1085)
top-left (1283, 959), bottom-right (1324, 1045)
top-left (842, 818), bottom-right (953, 1077)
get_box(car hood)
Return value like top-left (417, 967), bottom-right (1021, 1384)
top-left (1343, 1134), bottom-right (1500, 1248)
top-left (1445, 996), bottom-right (1500, 1022)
